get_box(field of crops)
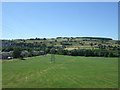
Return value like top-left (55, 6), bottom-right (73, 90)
top-left (2, 55), bottom-right (118, 88)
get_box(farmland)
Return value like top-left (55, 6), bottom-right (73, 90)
top-left (2, 37), bottom-right (120, 51)
top-left (2, 55), bottom-right (118, 88)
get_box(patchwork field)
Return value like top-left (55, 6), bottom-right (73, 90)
top-left (2, 55), bottom-right (118, 88)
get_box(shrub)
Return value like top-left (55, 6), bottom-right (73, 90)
top-left (104, 52), bottom-right (109, 57)
top-left (20, 54), bottom-right (24, 60)
top-left (12, 47), bottom-right (22, 58)
top-left (108, 52), bottom-right (114, 57)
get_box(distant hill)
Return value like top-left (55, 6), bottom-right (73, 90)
top-left (1, 36), bottom-right (120, 57)
top-left (56, 37), bottom-right (112, 40)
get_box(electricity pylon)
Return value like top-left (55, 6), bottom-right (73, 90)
top-left (51, 45), bottom-right (55, 63)
top-left (43, 39), bottom-right (46, 55)
top-left (43, 43), bottom-right (46, 55)
top-left (51, 54), bottom-right (55, 63)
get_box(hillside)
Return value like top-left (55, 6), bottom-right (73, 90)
top-left (1, 37), bottom-right (119, 50)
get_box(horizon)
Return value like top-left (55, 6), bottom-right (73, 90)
top-left (1, 36), bottom-right (116, 40)
top-left (2, 2), bottom-right (118, 40)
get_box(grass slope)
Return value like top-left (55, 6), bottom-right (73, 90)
top-left (2, 55), bottom-right (118, 88)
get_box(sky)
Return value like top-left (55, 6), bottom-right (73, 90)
top-left (2, 2), bottom-right (118, 40)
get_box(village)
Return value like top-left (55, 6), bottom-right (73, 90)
top-left (0, 50), bottom-right (45, 60)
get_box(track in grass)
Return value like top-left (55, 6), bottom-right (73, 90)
top-left (2, 55), bottom-right (118, 88)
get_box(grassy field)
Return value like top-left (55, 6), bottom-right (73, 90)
top-left (2, 55), bottom-right (118, 88)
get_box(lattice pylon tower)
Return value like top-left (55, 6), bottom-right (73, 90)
top-left (50, 47), bottom-right (55, 63)
top-left (51, 54), bottom-right (55, 63)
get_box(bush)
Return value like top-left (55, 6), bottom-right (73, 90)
top-left (12, 47), bottom-right (22, 58)
top-left (20, 54), bottom-right (24, 60)
top-left (104, 52), bottom-right (109, 57)
top-left (98, 51), bottom-right (104, 57)
top-left (55, 48), bottom-right (119, 57)
top-left (108, 52), bottom-right (114, 57)
top-left (50, 48), bottom-right (56, 54)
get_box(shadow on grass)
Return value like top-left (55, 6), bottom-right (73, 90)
top-left (20, 58), bottom-right (26, 60)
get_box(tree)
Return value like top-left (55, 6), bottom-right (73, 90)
top-left (84, 50), bottom-right (92, 57)
top-left (78, 49), bottom-right (84, 56)
top-left (116, 41), bottom-right (120, 44)
top-left (71, 49), bottom-right (78, 56)
top-left (57, 48), bottom-right (63, 55)
top-left (93, 50), bottom-right (98, 56)
top-left (12, 47), bottom-right (22, 58)
top-left (104, 51), bottom-right (109, 57)
top-left (20, 54), bottom-right (24, 60)
top-left (43, 38), bottom-right (46, 40)
top-left (28, 51), bottom-right (33, 57)
top-left (63, 50), bottom-right (68, 55)
top-left (98, 51), bottom-right (104, 57)
top-left (45, 48), bottom-right (50, 54)
top-left (108, 52), bottom-right (114, 57)
top-left (90, 43), bottom-right (93, 46)
top-left (50, 48), bottom-right (56, 54)
top-left (55, 40), bottom-right (57, 42)
top-left (2, 47), bottom-right (13, 52)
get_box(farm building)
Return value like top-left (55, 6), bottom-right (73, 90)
top-left (32, 50), bottom-right (45, 56)
top-left (21, 50), bottom-right (29, 57)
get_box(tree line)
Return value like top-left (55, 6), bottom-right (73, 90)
top-left (54, 48), bottom-right (119, 57)
top-left (2, 46), bottom-right (120, 59)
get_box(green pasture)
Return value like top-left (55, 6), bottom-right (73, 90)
top-left (2, 55), bottom-right (118, 88)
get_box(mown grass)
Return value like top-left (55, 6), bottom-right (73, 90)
top-left (2, 55), bottom-right (118, 88)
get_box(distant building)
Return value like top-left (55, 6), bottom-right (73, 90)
top-left (0, 51), bottom-right (13, 59)
top-left (39, 51), bottom-right (45, 55)
top-left (21, 50), bottom-right (29, 57)
top-left (0, 50), bottom-right (45, 60)
top-left (32, 50), bottom-right (45, 56)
